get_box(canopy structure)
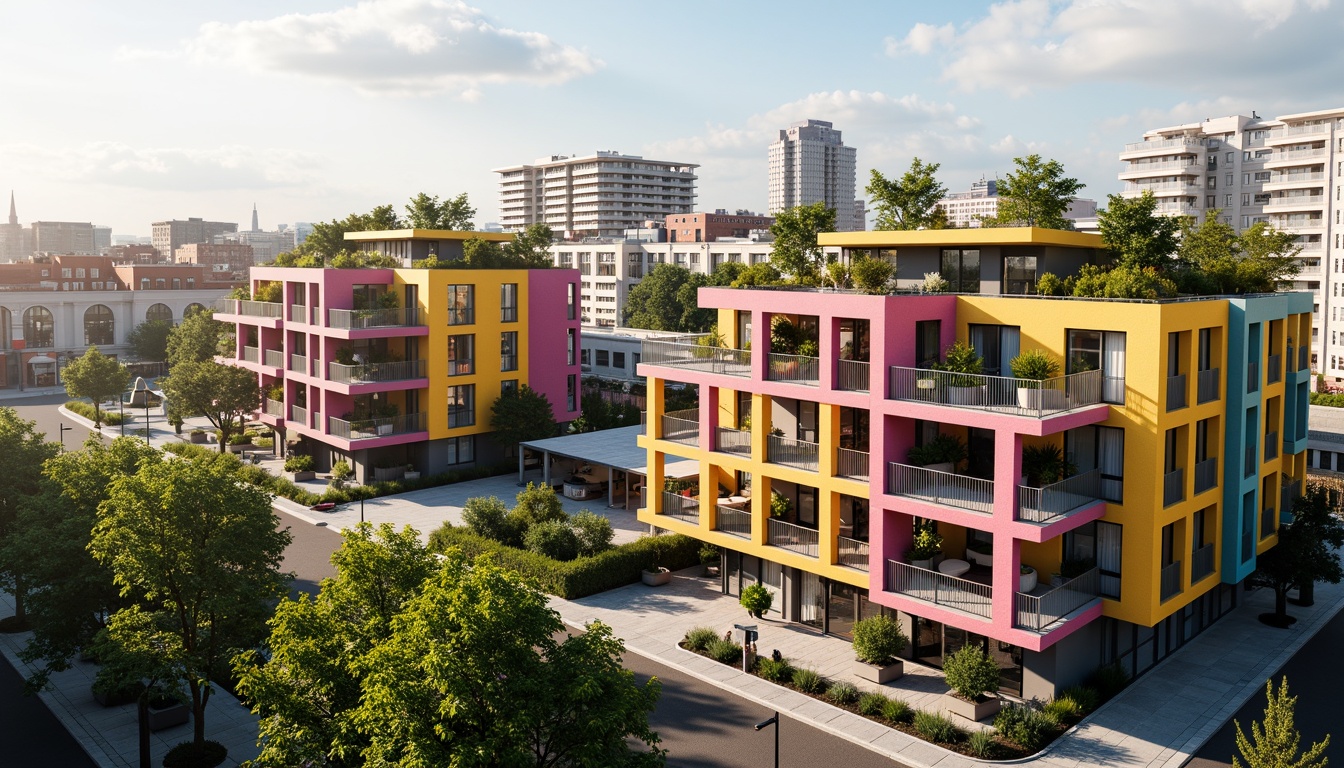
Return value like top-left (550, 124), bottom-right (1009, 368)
top-left (518, 425), bottom-right (698, 510)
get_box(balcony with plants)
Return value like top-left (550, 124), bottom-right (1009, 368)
top-left (764, 483), bottom-right (819, 559)
top-left (835, 317), bottom-right (871, 393)
top-left (886, 431), bottom-right (993, 515)
top-left (326, 287), bottom-right (425, 337)
top-left (325, 392), bottom-right (427, 444)
top-left (1016, 442), bottom-right (1104, 525)
top-left (766, 315), bottom-right (820, 386)
top-left (326, 339), bottom-right (428, 392)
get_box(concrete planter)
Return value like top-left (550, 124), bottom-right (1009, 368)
top-left (189, 431), bottom-right (209, 444)
top-left (1020, 567), bottom-right (1038, 592)
top-left (947, 385), bottom-right (986, 405)
top-left (923, 462), bottom-right (955, 474)
top-left (290, 471), bottom-right (317, 482)
top-left (853, 659), bottom-right (903, 684)
top-left (1016, 387), bottom-right (1065, 410)
top-left (641, 567), bottom-right (672, 586)
top-left (372, 466), bottom-right (405, 482)
top-left (147, 701), bottom-right (190, 731)
top-left (943, 693), bottom-right (1001, 722)
top-left (404, 471), bottom-right (420, 481)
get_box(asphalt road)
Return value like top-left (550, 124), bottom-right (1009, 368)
top-left (5, 391), bottom-right (100, 449)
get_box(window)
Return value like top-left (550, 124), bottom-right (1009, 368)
top-left (500, 283), bottom-right (518, 322)
top-left (145, 303), bottom-right (173, 323)
top-left (23, 306), bottom-right (54, 348)
top-left (567, 328), bottom-right (576, 365)
top-left (613, 351), bottom-right (626, 369)
top-left (155, 278), bottom-right (166, 289)
top-left (447, 334), bottom-right (474, 375)
top-left (445, 435), bottom-right (474, 464)
top-left (596, 349), bottom-right (609, 367)
top-left (567, 374), bottom-right (577, 411)
top-left (172, 278), bottom-right (181, 289)
top-left (500, 379), bottom-right (518, 395)
top-left (140, 278), bottom-right (151, 290)
top-left (90, 268), bottom-right (99, 278)
top-left (447, 384), bottom-right (474, 427)
top-left (1068, 329), bottom-right (1127, 404)
top-left (939, 249), bottom-right (980, 292)
top-left (567, 283), bottom-right (577, 320)
top-left (1225, 195), bottom-right (1232, 207)
top-left (186, 278), bottom-right (194, 289)
top-left (75, 268), bottom-right (85, 278)
top-left (1226, 173), bottom-right (1233, 186)
top-left (84, 304), bottom-right (114, 345)
top-left (1207, 176), bottom-right (1216, 189)
top-left (1003, 255), bottom-right (1037, 295)
top-left (915, 320), bottom-right (941, 367)
top-left (62, 268), bottom-right (72, 278)
top-left (447, 285), bottom-right (474, 325)
top-left (968, 324), bottom-right (1021, 376)
top-left (1063, 521), bottom-right (1123, 599)
top-left (1067, 425), bottom-right (1125, 503)
top-left (500, 331), bottom-right (518, 372)
top-left (580, 349), bottom-right (590, 366)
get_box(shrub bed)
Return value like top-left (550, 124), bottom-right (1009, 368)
top-left (64, 400), bottom-right (125, 426)
top-left (1310, 392), bottom-right (1344, 407)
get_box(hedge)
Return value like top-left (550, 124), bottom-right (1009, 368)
top-left (1310, 392), bottom-right (1344, 408)
top-left (427, 526), bottom-right (701, 599)
top-left (64, 400), bottom-right (126, 426)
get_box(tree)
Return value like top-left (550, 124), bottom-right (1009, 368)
top-left (1252, 485), bottom-right (1344, 627)
top-left (90, 454), bottom-right (291, 753)
top-left (1175, 214), bottom-right (1303, 295)
top-left (0, 409), bottom-right (58, 629)
top-left (621, 264), bottom-right (713, 332)
top-left (158, 360), bottom-right (260, 452)
top-left (769, 202), bottom-right (836, 284)
top-left (1097, 191), bottom-right (1180, 271)
top-left (506, 223), bottom-right (556, 268)
top-left (1234, 677), bottom-right (1329, 768)
top-left (352, 550), bottom-right (664, 767)
top-left (276, 204), bottom-right (404, 265)
top-left (166, 309), bottom-right (224, 370)
top-left (490, 384), bottom-right (558, 451)
top-left (982, 154), bottom-right (1084, 230)
top-left (62, 347), bottom-right (130, 428)
top-left (126, 320), bottom-right (173, 362)
top-left (405, 192), bottom-right (476, 231)
top-left (235, 523), bottom-right (436, 768)
top-left (866, 158), bottom-right (949, 231)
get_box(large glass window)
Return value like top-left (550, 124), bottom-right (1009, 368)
top-left (500, 283), bottom-right (518, 322)
top-left (145, 303), bottom-right (173, 324)
top-left (915, 320), bottom-right (941, 368)
top-left (1064, 521), bottom-right (1123, 599)
top-left (445, 435), bottom-right (474, 464)
top-left (84, 304), bottom-right (115, 346)
top-left (1067, 425), bottom-right (1125, 502)
top-left (23, 306), bottom-right (54, 348)
top-left (447, 384), bottom-right (474, 428)
top-left (447, 285), bottom-right (474, 325)
top-left (500, 332), bottom-right (518, 372)
top-left (1068, 329), bottom-right (1126, 404)
top-left (939, 248), bottom-right (980, 292)
top-left (968, 324), bottom-right (1021, 376)
top-left (447, 334), bottom-right (474, 376)
top-left (1003, 255), bottom-right (1037, 295)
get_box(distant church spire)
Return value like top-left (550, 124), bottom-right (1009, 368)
top-left (7, 191), bottom-right (16, 226)
top-left (251, 203), bottom-right (259, 232)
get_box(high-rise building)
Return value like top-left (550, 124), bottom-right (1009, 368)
top-left (637, 226), bottom-right (1311, 701)
top-left (768, 119), bottom-right (863, 231)
top-left (937, 178), bottom-right (1097, 229)
top-left (493, 152), bottom-right (698, 239)
top-left (0, 192), bottom-right (30, 261)
top-left (151, 218), bottom-right (238, 263)
top-left (93, 226), bottom-right (112, 253)
top-left (1119, 109), bottom-right (1343, 376)
top-left (32, 221), bottom-right (96, 255)
top-left (251, 203), bottom-right (260, 233)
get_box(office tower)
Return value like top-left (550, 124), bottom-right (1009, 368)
top-left (151, 218), bottom-right (238, 262)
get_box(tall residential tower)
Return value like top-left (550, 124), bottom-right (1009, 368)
top-left (768, 119), bottom-right (863, 231)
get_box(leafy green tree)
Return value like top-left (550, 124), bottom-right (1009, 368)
top-left (851, 253), bottom-right (895, 294)
top-left (352, 550), bottom-right (665, 766)
top-left (621, 263), bottom-right (713, 332)
top-left (235, 523), bottom-right (436, 768)
top-left (0, 409), bottom-right (58, 628)
top-left (62, 347), bottom-right (130, 428)
top-left (867, 158), bottom-right (949, 231)
top-left (166, 309), bottom-right (224, 370)
top-left (158, 360), bottom-right (260, 452)
top-left (328, 251), bottom-right (401, 269)
top-left (983, 154), bottom-right (1085, 230)
top-left (506, 223), bottom-right (556, 268)
top-left (769, 202), bottom-right (837, 284)
top-left (1252, 485), bottom-right (1344, 627)
top-left (126, 320), bottom-right (173, 362)
top-left (276, 204), bottom-right (404, 265)
top-left (490, 384), bottom-right (559, 451)
top-left (405, 192), bottom-right (476, 230)
top-left (510, 480), bottom-right (569, 532)
top-left (1097, 191), bottom-right (1180, 270)
top-left (1175, 214), bottom-right (1302, 294)
top-left (90, 453), bottom-right (291, 751)
top-left (1234, 677), bottom-right (1329, 768)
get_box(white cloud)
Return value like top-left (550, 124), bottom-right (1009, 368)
top-left (118, 0), bottom-right (601, 97)
top-left (889, 0), bottom-right (1335, 96)
top-left (0, 142), bottom-right (321, 192)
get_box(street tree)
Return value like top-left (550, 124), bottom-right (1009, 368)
top-left (353, 550), bottom-right (665, 767)
top-left (405, 192), bottom-right (476, 230)
top-left (1097, 191), bottom-right (1180, 271)
top-left (62, 347), bottom-right (130, 428)
top-left (621, 264), bottom-right (712, 332)
top-left (866, 158), bottom-right (949, 231)
top-left (90, 454), bottom-right (290, 756)
top-left (126, 320), bottom-right (173, 362)
top-left (158, 360), bottom-right (260, 452)
top-left (1175, 214), bottom-right (1302, 294)
top-left (166, 309), bottom-right (224, 370)
top-left (0, 408), bottom-right (58, 630)
top-left (1252, 484), bottom-right (1344, 627)
top-left (490, 384), bottom-right (559, 451)
top-left (982, 154), bottom-right (1085, 230)
top-left (770, 202), bottom-right (837, 285)
top-left (1233, 677), bottom-right (1329, 768)
top-left (235, 523), bottom-right (437, 768)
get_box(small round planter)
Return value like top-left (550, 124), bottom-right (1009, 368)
top-left (1020, 567), bottom-right (1038, 592)
top-left (641, 567), bottom-right (672, 586)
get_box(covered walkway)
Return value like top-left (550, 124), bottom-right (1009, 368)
top-left (519, 425), bottom-right (697, 511)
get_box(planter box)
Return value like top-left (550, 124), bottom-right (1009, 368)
top-left (404, 471), bottom-right (420, 481)
top-left (372, 466), bottom-right (405, 482)
top-left (290, 471), bottom-right (317, 482)
top-left (923, 462), bottom-right (955, 474)
top-left (1017, 387), bottom-right (1066, 410)
top-left (947, 385), bottom-right (985, 405)
top-left (909, 558), bottom-right (934, 569)
top-left (92, 683), bottom-right (144, 708)
top-left (943, 693), bottom-right (1001, 722)
top-left (147, 701), bottom-right (190, 731)
top-left (641, 567), bottom-right (672, 586)
top-left (189, 432), bottom-right (208, 444)
top-left (227, 443), bottom-right (253, 454)
top-left (853, 659), bottom-right (903, 684)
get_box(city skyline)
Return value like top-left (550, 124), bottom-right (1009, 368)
top-left (2, 0), bottom-right (1342, 237)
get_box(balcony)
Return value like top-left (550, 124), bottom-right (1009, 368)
top-left (1265, 432), bottom-right (1279, 461)
top-left (767, 434), bottom-right (819, 472)
top-left (290, 404), bottom-right (308, 426)
top-left (641, 339), bottom-right (751, 378)
top-left (836, 448), bottom-right (869, 481)
top-left (838, 537), bottom-right (869, 571)
top-left (767, 518), bottom-right (819, 557)
top-left (1197, 368), bottom-right (1220, 403)
top-left (715, 506), bottom-right (752, 539)
top-left (887, 367), bottom-right (1103, 418)
top-left (1122, 137), bottom-right (1207, 153)
top-left (289, 354), bottom-right (309, 375)
top-left (1300, 346), bottom-right (1310, 371)
top-left (836, 359), bottom-right (869, 392)
top-left (1247, 360), bottom-right (1259, 392)
top-left (1017, 469), bottom-right (1103, 523)
top-left (264, 398), bottom-right (284, 417)
top-left (1160, 561), bottom-right (1182, 602)
top-left (660, 491), bottom-right (700, 525)
top-left (241, 346), bottom-right (260, 364)
top-left (1264, 195), bottom-right (1325, 210)
top-left (263, 349), bottom-right (285, 368)
top-left (1265, 148), bottom-right (1327, 165)
top-left (1163, 468), bottom-right (1185, 507)
top-left (1267, 354), bottom-right (1282, 384)
top-left (1015, 568), bottom-right (1100, 632)
top-left (1122, 181), bottom-right (1201, 196)
top-left (715, 426), bottom-right (751, 456)
top-left (1245, 445), bottom-right (1257, 478)
top-left (328, 412), bottom-right (428, 441)
top-left (1119, 159), bottom-right (1201, 178)
top-left (1194, 458), bottom-right (1218, 494)
top-left (1265, 172), bottom-right (1326, 189)
top-left (329, 360), bottom-right (427, 384)
top-left (886, 560), bottom-right (992, 619)
top-left (887, 462), bottom-right (993, 514)
top-left (767, 353), bottom-right (820, 386)
top-left (1191, 543), bottom-right (1216, 582)
top-left (288, 304), bottom-right (309, 324)
top-left (214, 298), bottom-right (282, 319)
top-left (1166, 373), bottom-right (1187, 411)
top-left (327, 307), bottom-right (422, 330)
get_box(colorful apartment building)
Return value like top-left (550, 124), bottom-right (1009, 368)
top-left (218, 232), bottom-right (581, 481)
top-left (636, 228), bottom-right (1312, 700)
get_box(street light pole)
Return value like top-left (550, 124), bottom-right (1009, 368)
top-left (58, 422), bottom-right (72, 452)
top-left (754, 712), bottom-right (779, 768)
top-left (119, 395), bottom-right (125, 437)
top-left (144, 399), bottom-right (150, 446)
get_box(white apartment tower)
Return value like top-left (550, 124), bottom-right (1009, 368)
top-left (768, 119), bottom-right (863, 231)
top-left (493, 152), bottom-right (698, 240)
top-left (1119, 108), bottom-right (1344, 375)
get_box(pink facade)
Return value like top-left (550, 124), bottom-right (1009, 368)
top-left (527, 269), bottom-right (582, 417)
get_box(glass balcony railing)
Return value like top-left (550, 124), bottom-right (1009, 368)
top-left (263, 349), bottom-right (285, 368)
top-left (241, 346), bottom-right (260, 363)
top-left (264, 398), bottom-right (284, 417)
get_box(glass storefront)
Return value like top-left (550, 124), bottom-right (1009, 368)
top-left (911, 616), bottom-right (1023, 697)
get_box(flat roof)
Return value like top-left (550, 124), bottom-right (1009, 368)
top-left (343, 229), bottom-right (514, 243)
top-left (819, 226), bottom-right (1102, 249)
top-left (519, 425), bottom-right (697, 477)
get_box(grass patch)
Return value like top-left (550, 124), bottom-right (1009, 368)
top-left (64, 400), bottom-right (125, 426)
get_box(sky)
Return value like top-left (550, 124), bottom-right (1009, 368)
top-left (3, 0), bottom-right (1343, 238)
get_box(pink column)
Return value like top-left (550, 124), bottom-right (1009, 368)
top-left (991, 429), bottom-right (1024, 631)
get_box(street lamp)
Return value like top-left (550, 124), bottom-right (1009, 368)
top-left (144, 397), bottom-right (151, 446)
top-left (754, 711), bottom-right (779, 768)
top-left (58, 422), bottom-right (72, 452)
top-left (119, 394), bottom-right (125, 437)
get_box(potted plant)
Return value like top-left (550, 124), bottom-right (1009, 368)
top-left (189, 428), bottom-right (208, 444)
top-left (1020, 563), bottom-right (1038, 592)
top-left (285, 454), bottom-right (316, 482)
top-left (404, 463), bottom-right (420, 481)
top-left (906, 433), bottom-right (967, 474)
top-left (1021, 443), bottom-right (1073, 487)
top-left (965, 537), bottom-right (993, 568)
top-left (146, 686), bottom-right (190, 731)
top-left (642, 551), bottom-right (671, 586)
top-left (796, 339), bottom-right (819, 359)
top-left (934, 340), bottom-right (986, 405)
top-left (741, 582), bottom-right (773, 618)
top-left (941, 645), bottom-right (1002, 721)
top-left (851, 614), bottom-right (908, 683)
top-left (769, 491), bottom-right (792, 518)
top-left (906, 521), bottom-right (943, 569)
top-left (1010, 349), bottom-right (1064, 410)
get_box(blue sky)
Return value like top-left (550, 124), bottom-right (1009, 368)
top-left (3, 0), bottom-right (1342, 237)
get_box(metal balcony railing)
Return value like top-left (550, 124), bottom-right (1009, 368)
top-left (328, 412), bottom-right (428, 440)
top-left (214, 298), bottom-right (283, 318)
top-left (1015, 568), bottom-right (1099, 632)
top-left (264, 398), bottom-right (284, 417)
top-left (289, 354), bottom-right (309, 375)
top-left (836, 448), bottom-right (869, 481)
top-left (263, 349), bottom-right (284, 368)
top-left (715, 506), bottom-right (752, 539)
top-left (1299, 346), bottom-right (1310, 371)
top-left (767, 353), bottom-right (820, 385)
top-left (1166, 374), bottom-right (1187, 411)
top-left (1247, 360), bottom-right (1259, 393)
top-left (715, 426), bottom-right (752, 456)
top-left (767, 434), bottom-right (819, 472)
top-left (887, 367), bottom-right (1102, 417)
top-left (1191, 543), bottom-right (1216, 582)
top-left (1197, 368), bottom-right (1220, 403)
top-left (290, 404), bottom-right (308, 426)
top-left (1163, 467), bottom-right (1185, 507)
top-left (661, 491), bottom-right (700, 525)
top-left (837, 537), bottom-right (869, 571)
top-left (327, 307), bottom-right (422, 330)
top-left (887, 462), bottom-right (993, 514)
top-left (886, 560), bottom-right (992, 619)
top-left (1261, 506), bottom-right (1277, 538)
top-left (1160, 561), bottom-right (1182, 602)
top-left (242, 346), bottom-right (260, 363)
top-left (1242, 528), bottom-right (1254, 563)
top-left (329, 360), bottom-right (427, 384)
top-left (640, 339), bottom-right (752, 378)
top-left (1194, 458), bottom-right (1218, 494)
top-left (1265, 432), bottom-right (1279, 461)
top-left (836, 359), bottom-right (869, 392)
top-left (660, 411), bottom-right (699, 446)
top-left (1268, 354), bottom-right (1282, 384)
top-left (1017, 469), bottom-right (1102, 523)
top-left (768, 518), bottom-right (819, 557)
